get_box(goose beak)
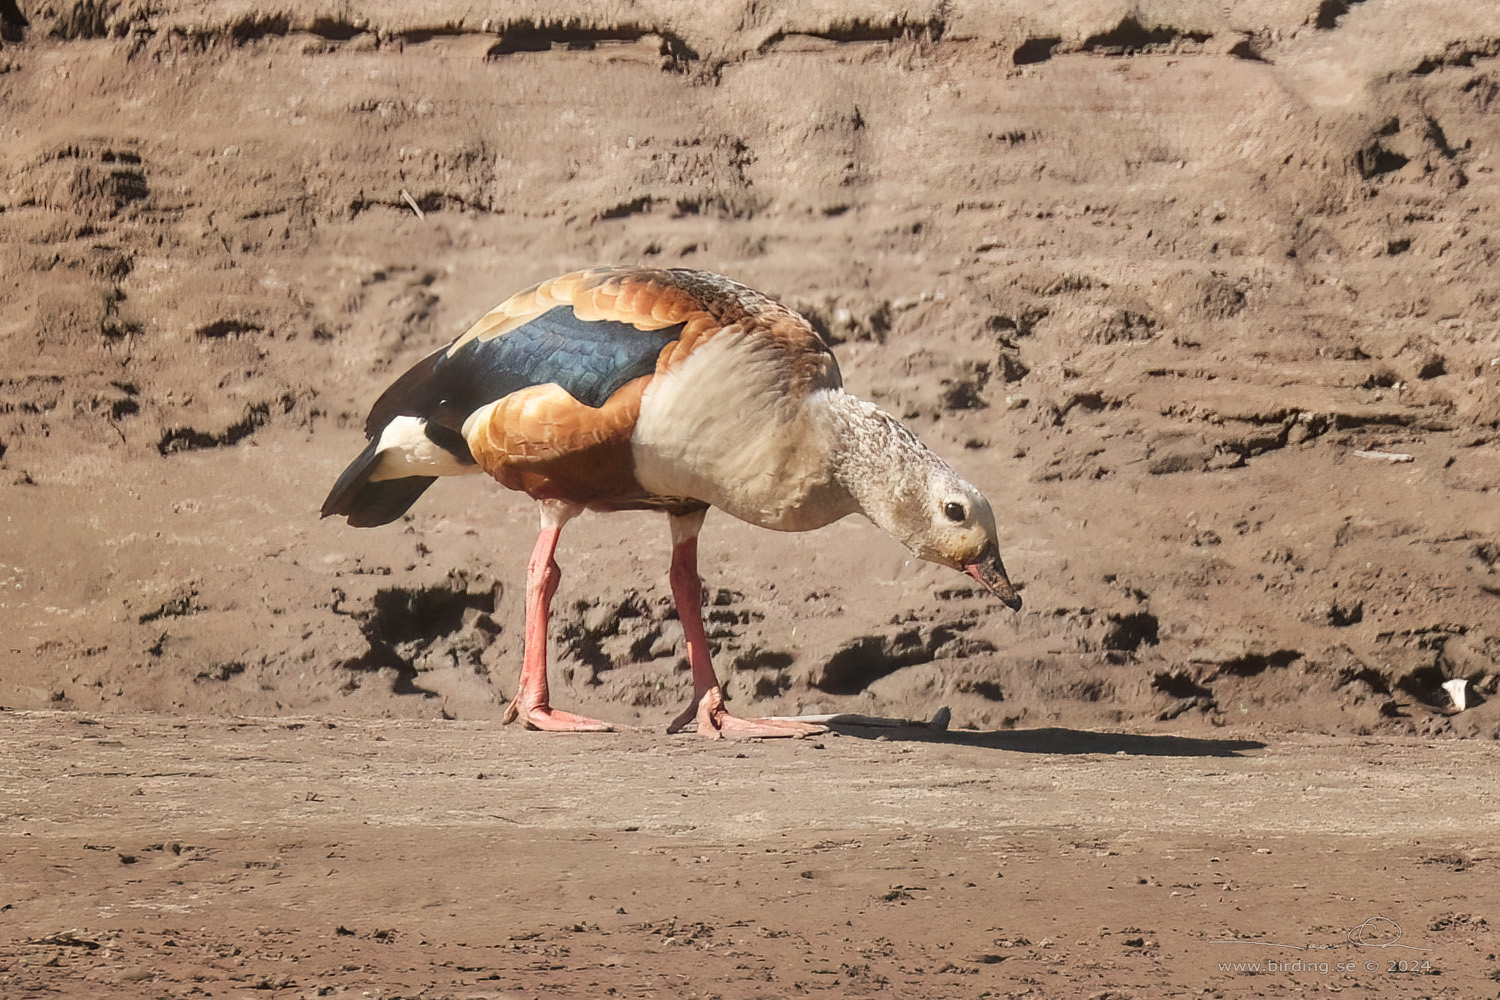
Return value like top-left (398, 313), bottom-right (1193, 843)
top-left (964, 546), bottom-right (1022, 611)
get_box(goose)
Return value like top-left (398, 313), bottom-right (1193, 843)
top-left (322, 267), bottom-right (1021, 738)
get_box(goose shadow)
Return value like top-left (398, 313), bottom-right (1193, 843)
top-left (824, 723), bottom-right (1265, 757)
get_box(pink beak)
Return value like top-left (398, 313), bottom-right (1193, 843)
top-left (964, 547), bottom-right (1022, 611)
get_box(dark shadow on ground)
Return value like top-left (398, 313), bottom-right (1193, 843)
top-left (826, 723), bottom-right (1265, 757)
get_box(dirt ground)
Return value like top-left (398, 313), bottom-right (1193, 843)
top-left (3, 0), bottom-right (1500, 995)
top-left (3, 711), bottom-right (1500, 998)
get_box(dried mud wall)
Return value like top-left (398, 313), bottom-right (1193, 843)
top-left (2, 1), bottom-right (1498, 735)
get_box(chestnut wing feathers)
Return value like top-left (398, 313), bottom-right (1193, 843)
top-left (323, 305), bottom-right (686, 525)
top-left (325, 268), bottom-right (835, 526)
top-left (365, 306), bottom-right (687, 441)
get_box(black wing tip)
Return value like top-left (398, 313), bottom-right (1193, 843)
top-left (322, 476), bottom-right (438, 527)
top-left (321, 439), bottom-right (381, 519)
top-left (322, 437), bottom-right (438, 527)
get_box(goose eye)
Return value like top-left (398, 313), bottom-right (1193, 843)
top-left (943, 501), bottom-right (966, 523)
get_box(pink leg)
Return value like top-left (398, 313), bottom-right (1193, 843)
top-left (503, 502), bottom-right (616, 733)
top-left (665, 511), bottom-right (826, 740)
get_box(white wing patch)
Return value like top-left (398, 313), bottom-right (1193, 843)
top-left (367, 416), bottom-right (479, 482)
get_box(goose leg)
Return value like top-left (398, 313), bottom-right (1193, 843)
top-left (503, 501), bottom-right (615, 732)
top-left (665, 510), bottom-right (827, 740)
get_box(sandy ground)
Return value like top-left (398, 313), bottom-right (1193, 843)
top-left (5, 0), bottom-right (1500, 736)
top-left (4, 711), bottom-right (1499, 998)
top-left (3, 0), bottom-right (1500, 995)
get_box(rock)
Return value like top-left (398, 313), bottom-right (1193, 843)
top-left (1205, 449), bottom-right (1245, 471)
top-left (996, 352), bottom-right (1030, 383)
top-left (1192, 272), bottom-right (1247, 319)
top-left (1439, 635), bottom-right (1494, 676)
top-left (1415, 352), bottom-right (1446, 379)
top-left (1302, 600), bottom-right (1363, 627)
top-left (1091, 309), bottom-right (1157, 344)
top-left (1148, 452), bottom-right (1205, 475)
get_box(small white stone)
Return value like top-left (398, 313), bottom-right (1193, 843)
top-left (1442, 678), bottom-right (1469, 712)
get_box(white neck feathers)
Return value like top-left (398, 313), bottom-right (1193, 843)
top-left (815, 390), bottom-right (952, 542)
